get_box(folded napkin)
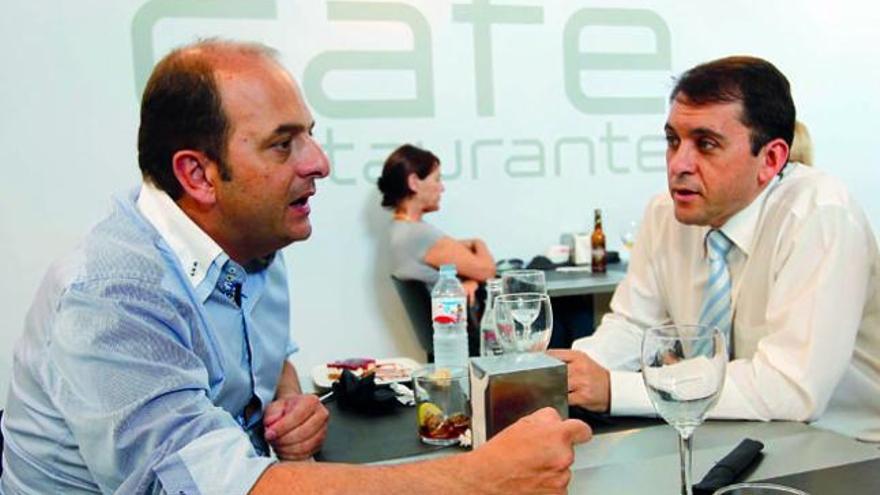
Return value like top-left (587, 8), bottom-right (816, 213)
top-left (330, 369), bottom-right (404, 415)
top-left (694, 438), bottom-right (765, 494)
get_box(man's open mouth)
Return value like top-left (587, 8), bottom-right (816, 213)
top-left (672, 187), bottom-right (700, 200)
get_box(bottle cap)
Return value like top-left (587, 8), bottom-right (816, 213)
top-left (439, 264), bottom-right (457, 274)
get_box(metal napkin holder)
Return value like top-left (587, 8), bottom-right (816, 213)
top-left (469, 353), bottom-right (568, 447)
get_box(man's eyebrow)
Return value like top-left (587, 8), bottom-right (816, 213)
top-left (261, 122), bottom-right (314, 147)
top-left (271, 123), bottom-right (308, 136)
top-left (689, 127), bottom-right (726, 142)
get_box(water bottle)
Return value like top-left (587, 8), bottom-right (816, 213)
top-left (431, 264), bottom-right (468, 368)
top-left (480, 278), bottom-right (504, 356)
top-left (432, 321), bottom-right (469, 369)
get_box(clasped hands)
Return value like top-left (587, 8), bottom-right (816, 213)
top-left (263, 394), bottom-right (329, 461)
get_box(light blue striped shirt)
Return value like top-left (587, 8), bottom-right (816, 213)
top-left (1, 184), bottom-right (296, 494)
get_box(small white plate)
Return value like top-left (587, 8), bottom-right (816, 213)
top-left (556, 265), bottom-right (592, 272)
top-left (311, 357), bottom-right (422, 391)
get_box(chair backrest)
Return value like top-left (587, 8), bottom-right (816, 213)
top-left (391, 276), bottom-right (434, 361)
top-left (1, 409), bottom-right (4, 477)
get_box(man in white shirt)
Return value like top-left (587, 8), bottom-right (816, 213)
top-left (549, 56), bottom-right (880, 441)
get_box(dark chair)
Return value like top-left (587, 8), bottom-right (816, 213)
top-left (391, 277), bottom-right (483, 361)
top-left (391, 277), bottom-right (435, 361)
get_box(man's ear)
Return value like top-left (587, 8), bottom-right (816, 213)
top-left (758, 138), bottom-right (790, 185)
top-left (171, 150), bottom-right (218, 206)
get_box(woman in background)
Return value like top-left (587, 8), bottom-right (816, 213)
top-left (377, 144), bottom-right (495, 300)
top-left (790, 120), bottom-right (814, 166)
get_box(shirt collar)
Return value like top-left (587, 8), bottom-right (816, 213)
top-left (136, 181), bottom-right (224, 287)
top-left (714, 174), bottom-right (781, 258)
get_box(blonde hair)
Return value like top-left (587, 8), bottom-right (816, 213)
top-left (790, 121), bottom-right (813, 166)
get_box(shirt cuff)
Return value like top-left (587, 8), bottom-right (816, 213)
top-left (153, 426), bottom-right (275, 495)
top-left (286, 339), bottom-right (300, 358)
top-left (609, 370), bottom-right (658, 417)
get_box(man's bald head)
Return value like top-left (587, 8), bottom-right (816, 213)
top-left (137, 39), bottom-right (280, 199)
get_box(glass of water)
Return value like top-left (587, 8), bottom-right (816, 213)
top-left (494, 292), bottom-right (552, 353)
top-left (501, 269), bottom-right (546, 294)
top-left (641, 324), bottom-right (727, 495)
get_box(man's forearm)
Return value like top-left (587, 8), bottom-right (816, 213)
top-left (275, 360), bottom-right (302, 399)
top-left (251, 453), bottom-right (484, 495)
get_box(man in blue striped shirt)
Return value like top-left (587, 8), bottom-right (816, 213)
top-left (1, 39), bottom-right (589, 494)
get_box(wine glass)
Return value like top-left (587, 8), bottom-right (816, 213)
top-left (713, 483), bottom-right (810, 495)
top-left (494, 293), bottom-right (552, 353)
top-left (641, 324), bottom-right (727, 495)
top-left (501, 269), bottom-right (547, 294)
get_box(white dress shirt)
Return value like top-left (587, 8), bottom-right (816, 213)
top-left (573, 164), bottom-right (880, 440)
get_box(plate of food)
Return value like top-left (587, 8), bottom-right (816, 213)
top-left (311, 357), bottom-right (422, 390)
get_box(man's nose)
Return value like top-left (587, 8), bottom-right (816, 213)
top-left (300, 135), bottom-right (330, 179)
top-left (667, 145), bottom-right (696, 177)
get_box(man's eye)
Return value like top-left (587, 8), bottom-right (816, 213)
top-left (698, 138), bottom-right (718, 151)
top-left (273, 139), bottom-right (292, 152)
top-left (665, 135), bottom-right (680, 148)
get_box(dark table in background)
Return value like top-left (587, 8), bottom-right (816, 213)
top-left (544, 263), bottom-right (627, 298)
top-left (543, 263), bottom-right (628, 348)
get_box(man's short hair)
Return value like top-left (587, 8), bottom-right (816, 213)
top-left (137, 40), bottom-right (277, 199)
top-left (670, 56), bottom-right (796, 156)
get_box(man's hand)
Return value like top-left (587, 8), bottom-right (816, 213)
top-left (263, 394), bottom-right (329, 461)
top-left (469, 407), bottom-right (592, 494)
top-left (547, 349), bottom-right (611, 413)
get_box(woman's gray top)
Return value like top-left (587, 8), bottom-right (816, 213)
top-left (389, 220), bottom-right (445, 285)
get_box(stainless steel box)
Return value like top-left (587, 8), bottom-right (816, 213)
top-left (469, 354), bottom-right (568, 447)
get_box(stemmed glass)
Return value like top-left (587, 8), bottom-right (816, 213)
top-left (494, 293), bottom-right (553, 353)
top-left (501, 269), bottom-right (546, 295)
top-left (641, 324), bottom-right (727, 495)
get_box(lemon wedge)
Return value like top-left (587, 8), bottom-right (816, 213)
top-left (418, 402), bottom-right (442, 425)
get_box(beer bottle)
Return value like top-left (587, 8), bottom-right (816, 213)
top-left (591, 208), bottom-right (607, 273)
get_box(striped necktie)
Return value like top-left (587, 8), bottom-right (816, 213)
top-left (698, 229), bottom-right (734, 355)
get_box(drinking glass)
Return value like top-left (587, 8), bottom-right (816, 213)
top-left (501, 269), bottom-right (547, 295)
top-left (641, 324), bottom-right (727, 495)
top-left (620, 220), bottom-right (638, 258)
top-left (494, 292), bottom-right (553, 353)
top-left (412, 365), bottom-right (471, 446)
top-left (713, 483), bottom-right (809, 495)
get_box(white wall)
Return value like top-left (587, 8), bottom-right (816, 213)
top-left (1, 1), bottom-right (878, 403)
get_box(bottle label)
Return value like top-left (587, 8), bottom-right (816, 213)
top-left (433, 296), bottom-right (466, 324)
